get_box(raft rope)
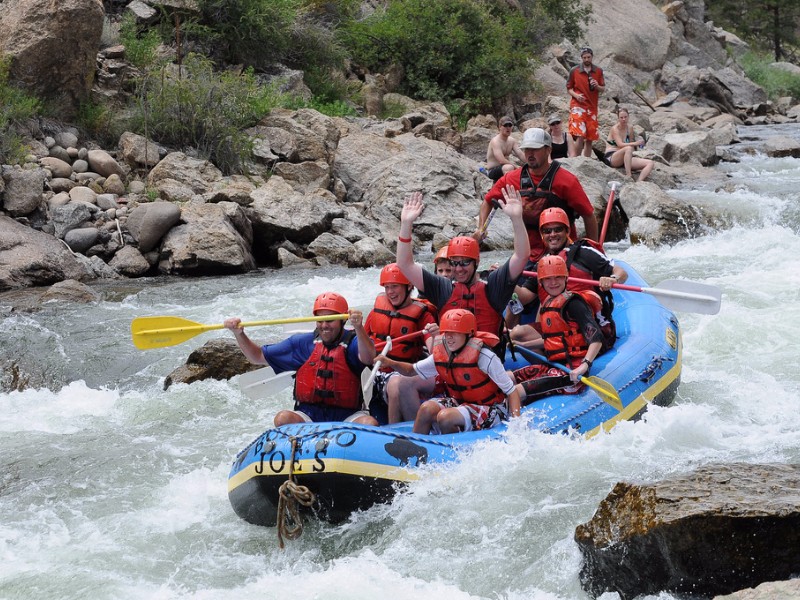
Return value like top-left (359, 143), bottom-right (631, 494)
top-left (276, 436), bottom-right (316, 549)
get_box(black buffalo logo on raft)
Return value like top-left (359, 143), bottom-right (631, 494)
top-left (385, 439), bottom-right (428, 467)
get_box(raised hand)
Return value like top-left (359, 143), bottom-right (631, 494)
top-left (500, 184), bottom-right (522, 219)
top-left (401, 192), bottom-right (424, 226)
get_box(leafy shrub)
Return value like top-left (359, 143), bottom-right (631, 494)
top-left (342, 0), bottom-right (535, 109)
top-left (119, 12), bottom-right (162, 69)
top-left (0, 55), bottom-right (41, 164)
top-left (127, 54), bottom-right (285, 173)
top-left (740, 51), bottom-right (800, 101)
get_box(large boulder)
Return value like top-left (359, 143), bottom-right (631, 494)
top-left (333, 131), bottom-right (490, 250)
top-left (125, 201), bottom-right (182, 253)
top-left (163, 339), bottom-right (256, 389)
top-left (0, 0), bottom-right (104, 118)
top-left (575, 463), bottom-right (800, 599)
top-left (158, 202), bottom-right (256, 275)
top-left (146, 152), bottom-right (224, 197)
top-left (0, 216), bottom-right (90, 291)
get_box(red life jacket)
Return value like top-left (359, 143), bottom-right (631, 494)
top-left (539, 290), bottom-right (602, 367)
top-left (294, 330), bottom-right (362, 410)
top-left (368, 294), bottom-right (430, 363)
top-left (444, 280), bottom-right (502, 343)
top-left (432, 334), bottom-right (506, 406)
top-left (518, 162), bottom-right (580, 260)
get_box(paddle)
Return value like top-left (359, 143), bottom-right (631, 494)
top-left (513, 344), bottom-right (623, 411)
top-left (238, 368), bottom-right (295, 400)
top-left (476, 200), bottom-right (500, 239)
top-left (375, 329), bottom-right (425, 351)
top-left (522, 271), bottom-right (721, 315)
top-left (131, 313), bottom-right (349, 350)
top-left (598, 181), bottom-right (621, 248)
top-left (362, 336), bottom-right (392, 400)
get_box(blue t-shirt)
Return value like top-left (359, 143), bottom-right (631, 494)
top-left (261, 331), bottom-right (365, 374)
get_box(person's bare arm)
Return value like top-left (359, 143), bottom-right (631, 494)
top-left (500, 186), bottom-right (530, 279)
top-left (224, 317), bottom-right (268, 365)
top-left (349, 309), bottom-right (375, 365)
top-left (379, 356), bottom-right (417, 377)
top-left (396, 192), bottom-right (426, 290)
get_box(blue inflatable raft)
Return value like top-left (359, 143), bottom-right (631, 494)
top-left (227, 262), bottom-right (681, 526)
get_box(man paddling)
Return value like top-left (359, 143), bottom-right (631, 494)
top-left (224, 292), bottom-right (378, 427)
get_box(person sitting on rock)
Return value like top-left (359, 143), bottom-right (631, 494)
top-left (485, 116), bottom-right (526, 183)
top-left (378, 309), bottom-right (521, 434)
top-left (224, 292), bottom-right (378, 427)
top-left (603, 108), bottom-right (654, 182)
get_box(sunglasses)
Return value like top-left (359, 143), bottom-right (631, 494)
top-left (550, 120), bottom-right (561, 125)
top-left (501, 123), bottom-right (513, 128)
top-left (541, 226), bottom-right (567, 235)
top-left (449, 259), bottom-right (475, 268)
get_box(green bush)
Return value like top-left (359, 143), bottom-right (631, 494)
top-left (740, 51), bottom-right (800, 101)
top-left (342, 0), bottom-right (535, 109)
top-left (0, 55), bottom-right (41, 165)
top-left (127, 54), bottom-right (285, 174)
top-left (119, 12), bottom-right (162, 69)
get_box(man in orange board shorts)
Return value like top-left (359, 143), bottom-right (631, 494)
top-left (567, 47), bottom-right (605, 158)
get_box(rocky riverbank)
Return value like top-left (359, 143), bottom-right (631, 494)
top-left (2, 0), bottom-right (800, 298)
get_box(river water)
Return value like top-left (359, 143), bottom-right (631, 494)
top-left (1, 124), bottom-right (799, 600)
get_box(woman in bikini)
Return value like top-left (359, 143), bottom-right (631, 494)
top-left (603, 108), bottom-right (654, 182)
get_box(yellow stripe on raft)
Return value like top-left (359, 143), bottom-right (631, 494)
top-left (586, 336), bottom-right (682, 439)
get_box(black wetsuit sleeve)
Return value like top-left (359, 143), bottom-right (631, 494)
top-left (485, 260), bottom-right (517, 314)
top-left (421, 268), bottom-right (454, 310)
top-left (564, 296), bottom-right (604, 346)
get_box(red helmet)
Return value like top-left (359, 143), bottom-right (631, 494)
top-left (313, 292), bottom-right (348, 315)
top-left (537, 255), bottom-right (568, 280)
top-left (448, 236), bottom-right (480, 261)
top-left (439, 309), bottom-right (476, 336)
top-left (379, 263), bottom-right (410, 286)
top-left (539, 207), bottom-right (570, 232)
top-left (433, 246), bottom-right (450, 264)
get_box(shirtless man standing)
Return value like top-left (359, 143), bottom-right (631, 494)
top-left (485, 117), bottom-right (525, 183)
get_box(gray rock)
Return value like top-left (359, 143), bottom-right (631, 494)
top-left (2, 168), bottom-right (44, 217)
top-left (163, 339), bottom-right (257, 389)
top-left (158, 202), bottom-right (255, 275)
top-left (125, 201), bottom-right (182, 253)
top-left (48, 145), bottom-right (71, 163)
top-left (69, 186), bottom-right (97, 205)
top-left (96, 194), bottom-right (119, 210)
top-left (108, 245), bottom-right (151, 277)
top-left (0, 215), bottom-right (90, 291)
top-left (146, 152), bottom-right (223, 195)
top-left (39, 279), bottom-right (99, 303)
top-left (277, 247), bottom-right (312, 268)
top-left (64, 227), bottom-right (100, 253)
top-left (71, 159), bottom-right (89, 173)
top-left (49, 178), bottom-right (78, 193)
top-left (40, 156), bottom-right (74, 179)
top-left (103, 174), bottom-right (126, 195)
top-left (51, 203), bottom-right (95, 239)
top-left (87, 149), bottom-right (124, 178)
top-left (576, 463), bottom-right (800, 599)
top-left (763, 136), bottom-right (800, 159)
top-left (350, 238), bottom-right (394, 268)
top-left (126, 0), bottom-right (158, 23)
top-left (54, 132), bottom-right (79, 150)
top-left (272, 160), bottom-right (331, 194)
top-left (118, 131), bottom-right (163, 167)
top-left (307, 232), bottom-right (353, 264)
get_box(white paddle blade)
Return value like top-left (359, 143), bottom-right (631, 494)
top-left (649, 280), bottom-right (722, 315)
top-left (238, 368), bottom-right (295, 400)
top-left (362, 337), bottom-right (392, 399)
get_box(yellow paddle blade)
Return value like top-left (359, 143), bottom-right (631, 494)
top-left (582, 376), bottom-right (623, 411)
top-left (131, 314), bottom-right (349, 350)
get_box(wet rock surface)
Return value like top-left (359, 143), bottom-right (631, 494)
top-left (575, 463), bottom-right (800, 599)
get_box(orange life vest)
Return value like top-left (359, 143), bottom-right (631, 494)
top-left (294, 330), bottom-right (362, 410)
top-left (539, 290), bottom-right (602, 367)
top-left (432, 334), bottom-right (505, 406)
top-left (444, 280), bottom-right (502, 343)
top-left (368, 294), bottom-right (430, 363)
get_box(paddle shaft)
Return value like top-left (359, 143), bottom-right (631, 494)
top-left (477, 201), bottom-right (500, 238)
top-left (375, 329), bottom-right (424, 351)
top-left (522, 271), bottom-right (719, 306)
top-left (598, 182), bottom-right (619, 248)
top-left (138, 314), bottom-right (349, 336)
